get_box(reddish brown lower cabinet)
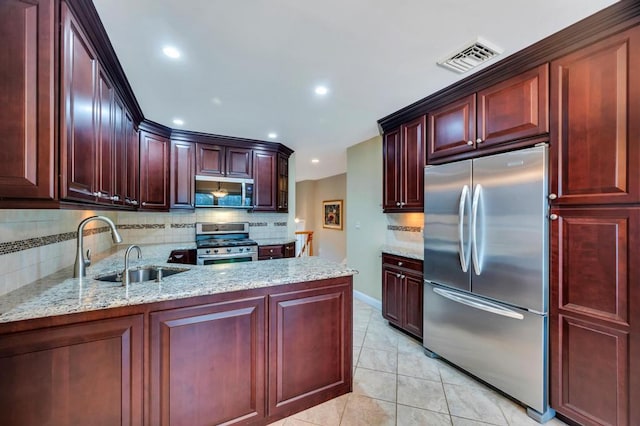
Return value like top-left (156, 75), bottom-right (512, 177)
top-left (550, 208), bottom-right (639, 426)
top-left (0, 315), bottom-right (144, 426)
top-left (382, 254), bottom-right (423, 339)
top-left (150, 297), bottom-right (266, 426)
top-left (268, 281), bottom-right (352, 418)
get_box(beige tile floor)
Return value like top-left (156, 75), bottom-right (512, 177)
top-left (269, 298), bottom-right (567, 426)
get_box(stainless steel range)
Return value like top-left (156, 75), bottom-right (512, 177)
top-left (196, 222), bottom-right (258, 265)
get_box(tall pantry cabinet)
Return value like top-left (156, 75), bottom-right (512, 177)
top-left (549, 25), bottom-right (640, 426)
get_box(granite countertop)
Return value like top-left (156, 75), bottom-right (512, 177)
top-left (0, 244), bottom-right (357, 324)
top-left (381, 244), bottom-right (424, 261)
top-left (253, 237), bottom-right (297, 246)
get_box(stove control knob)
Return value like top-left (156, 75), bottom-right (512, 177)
top-left (227, 248), bottom-right (232, 253)
top-left (205, 249), bottom-right (211, 254)
top-left (213, 249), bottom-right (219, 254)
top-left (238, 248), bottom-right (244, 252)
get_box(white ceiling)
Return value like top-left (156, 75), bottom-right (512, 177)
top-left (93, 0), bottom-right (618, 181)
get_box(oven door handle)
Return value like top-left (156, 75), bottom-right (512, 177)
top-left (198, 253), bottom-right (255, 259)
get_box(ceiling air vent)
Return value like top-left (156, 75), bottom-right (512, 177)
top-left (437, 37), bottom-right (503, 73)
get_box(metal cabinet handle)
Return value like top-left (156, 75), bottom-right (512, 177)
top-left (548, 193), bottom-right (557, 200)
top-left (92, 191), bottom-right (100, 197)
top-left (396, 202), bottom-right (401, 206)
top-left (476, 138), bottom-right (483, 143)
top-left (111, 195), bottom-right (120, 201)
top-left (396, 273), bottom-right (401, 278)
top-left (131, 200), bottom-right (139, 206)
top-left (467, 140), bottom-right (473, 146)
top-left (141, 202), bottom-right (147, 207)
top-left (458, 185), bottom-right (470, 273)
top-left (398, 261), bottom-right (403, 266)
top-left (549, 214), bottom-right (559, 220)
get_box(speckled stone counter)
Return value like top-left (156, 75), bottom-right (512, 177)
top-left (254, 237), bottom-right (296, 246)
top-left (381, 244), bottom-right (424, 261)
top-left (0, 244), bottom-right (357, 324)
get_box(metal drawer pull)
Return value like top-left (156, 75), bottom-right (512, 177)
top-left (433, 287), bottom-right (524, 320)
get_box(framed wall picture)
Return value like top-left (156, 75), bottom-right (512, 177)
top-left (322, 200), bottom-right (343, 230)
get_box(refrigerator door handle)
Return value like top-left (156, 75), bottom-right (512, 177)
top-left (458, 185), bottom-right (470, 272)
top-left (471, 184), bottom-right (483, 275)
top-left (432, 287), bottom-right (525, 320)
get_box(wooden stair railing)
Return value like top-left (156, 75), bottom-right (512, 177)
top-left (295, 231), bottom-right (313, 257)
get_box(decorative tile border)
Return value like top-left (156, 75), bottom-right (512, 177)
top-left (0, 226), bottom-right (111, 256)
top-left (387, 225), bottom-right (423, 233)
top-left (273, 222), bottom-right (288, 227)
top-left (248, 222), bottom-right (268, 227)
top-left (170, 223), bottom-right (195, 229)
top-left (117, 224), bottom-right (166, 230)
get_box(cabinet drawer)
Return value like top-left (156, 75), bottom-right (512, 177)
top-left (382, 254), bottom-right (423, 274)
top-left (258, 245), bottom-right (284, 259)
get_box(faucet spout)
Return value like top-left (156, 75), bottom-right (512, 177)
top-left (73, 216), bottom-right (123, 278)
top-left (123, 245), bottom-right (142, 287)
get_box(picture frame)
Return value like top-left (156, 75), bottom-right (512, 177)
top-left (322, 200), bottom-right (343, 230)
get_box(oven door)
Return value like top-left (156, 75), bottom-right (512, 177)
top-left (197, 252), bottom-right (257, 265)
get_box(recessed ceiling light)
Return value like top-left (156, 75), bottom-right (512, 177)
top-left (311, 158), bottom-right (320, 164)
top-left (163, 46), bottom-right (181, 59)
top-left (314, 86), bottom-right (328, 96)
top-left (173, 118), bottom-right (184, 126)
top-left (268, 133), bottom-right (277, 139)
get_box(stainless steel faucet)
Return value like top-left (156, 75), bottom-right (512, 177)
top-left (73, 216), bottom-right (123, 278)
top-left (123, 245), bottom-right (142, 287)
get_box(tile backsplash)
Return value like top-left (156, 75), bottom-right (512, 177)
top-left (385, 213), bottom-right (424, 249)
top-left (0, 209), bottom-right (292, 297)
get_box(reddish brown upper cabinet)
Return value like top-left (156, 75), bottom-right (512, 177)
top-left (195, 143), bottom-right (252, 179)
top-left (169, 140), bottom-right (195, 209)
top-left (253, 150), bottom-right (277, 211)
top-left (381, 254), bottom-right (423, 339)
top-left (139, 130), bottom-right (169, 211)
top-left (95, 67), bottom-right (115, 204)
top-left (277, 153), bottom-right (289, 212)
top-left (428, 64), bottom-right (549, 163)
top-left (550, 26), bottom-right (640, 206)
top-left (0, 0), bottom-right (56, 202)
top-left (0, 315), bottom-right (144, 426)
top-left (383, 115), bottom-right (426, 212)
top-left (550, 207), bottom-right (639, 426)
top-left (59, 2), bottom-right (99, 203)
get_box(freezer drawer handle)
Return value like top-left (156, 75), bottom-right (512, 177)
top-left (458, 185), bottom-right (470, 272)
top-left (471, 184), bottom-right (483, 275)
top-left (432, 287), bottom-right (524, 320)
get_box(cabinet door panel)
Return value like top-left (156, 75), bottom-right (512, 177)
top-left (253, 151), bottom-right (277, 211)
top-left (226, 147), bottom-right (253, 178)
top-left (428, 94), bottom-right (476, 161)
top-left (95, 68), bottom-right (114, 203)
top-left (550, 27), bottom-right (640, 205)
top-left (382, 129), bottom-right (401, 210)
top-left (124, 113), bottom-right (139, 206)
top-left (477, 64), bottom-right (549, 147)
top-left (139, 131), bottom-right (169, 210)
top-left (170, 140), bottom-right (194, 209)
top-left (150, 298), bottom-right (266, 426)
top-left (195, 143), bottom-right (223, 176)
top-left (0, 0), bottom-right (55, 200)
top-left (269, 283), bottom-right (352, 417)
top-left (402, 115), bottom-right (426, 210)
top-left (277, 154), bottom-right (289, 212)
top-left (554, 315), bottom-right (629, 426)
top-left (404, 273), bottom-right (423, 338)
top-left (0, 315), bottom-right (143, 426)
top-left (113, 97), bottom-right (126, 205)
top-left (382, 269), bottom-right (403, 327)
top-left (60, 3), bottom-right (98, 202)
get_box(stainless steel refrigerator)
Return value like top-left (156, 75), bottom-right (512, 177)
top-left (423, 145), bottom-right (554, 422)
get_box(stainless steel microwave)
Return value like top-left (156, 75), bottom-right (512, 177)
top-left (194, 176), bottom-right (254, 208)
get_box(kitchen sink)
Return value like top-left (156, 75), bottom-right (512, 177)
top-left (95, 266), bottom-right (189, 283)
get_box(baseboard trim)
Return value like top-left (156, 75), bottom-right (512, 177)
top-left (353, 290), bottom-right (382, 311)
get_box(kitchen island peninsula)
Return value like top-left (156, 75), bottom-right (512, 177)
top-left (0, 245), bottom-right (355, 426)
